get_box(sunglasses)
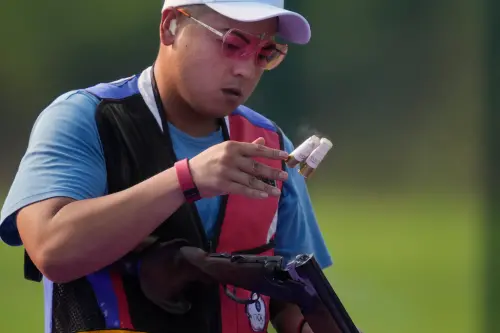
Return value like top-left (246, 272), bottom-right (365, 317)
top-left (176, 8), bottom-right (288, 71)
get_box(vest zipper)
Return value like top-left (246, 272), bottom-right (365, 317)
top-left (210, 195), bottom-right (229, 251)
top-left (209, 118), bottom-right (230, 252)
top-left (187, 205), bottom-right (224, 333)
top-left (206, 115), bottom-right (229, 333)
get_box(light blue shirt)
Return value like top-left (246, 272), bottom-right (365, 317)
top-left (0, 79), bottom-right (333, 333)
top-left (0, 89), bottom-right (332, 267)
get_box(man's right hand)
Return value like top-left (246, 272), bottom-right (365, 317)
top-left (189, 137), bottom-right (289, 199)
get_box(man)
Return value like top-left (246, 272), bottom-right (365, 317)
top-left (0, 1), bottom-right (332, 332)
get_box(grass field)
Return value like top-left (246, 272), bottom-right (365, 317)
top-left (0, 189), bottom-right (483, 333)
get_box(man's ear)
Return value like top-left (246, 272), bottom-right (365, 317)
top-left (160, 7), bottom-right (178, 46)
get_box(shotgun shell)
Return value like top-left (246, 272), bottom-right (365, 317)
top-left (299, 138), bottom-right (333, 179)
top-left (285, 135), bottom-right (321, 168)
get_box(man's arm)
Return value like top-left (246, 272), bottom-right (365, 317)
top-left (18, 170), bottom-right (185, 283)
top-left (0, 91), bottom-right (184, 283)
top-left (1, 91), bottom-right (289, 284)
top-left (270, 133), bottom-right (333, 333)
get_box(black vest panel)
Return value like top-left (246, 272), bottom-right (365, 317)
top-left (47, 93), bottom-right (220, 333)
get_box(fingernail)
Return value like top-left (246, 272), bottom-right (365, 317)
top-left (279, 151), bottom-right (288, 158)
top-left (272, 188), bottom-right (281, 196)
top-left (279, 171), bottom-right (288, 180)
top-left (260, 192), bottom-right (269, 198)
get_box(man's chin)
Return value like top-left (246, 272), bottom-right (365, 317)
top-left (198, 100), bottom-right (245, 118)
top-left (201, 106), bottom-right (238, 119)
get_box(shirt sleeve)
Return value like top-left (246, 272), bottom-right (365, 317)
top-left (273, 133), bottom-right (333, 269)
top-left (0, 91), bottom-right (107, 246)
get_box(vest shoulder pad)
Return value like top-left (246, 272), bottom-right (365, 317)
top-left (85, 75), bottom-right (140, 100)
top-left (233, 105), bottom-right (278, 132)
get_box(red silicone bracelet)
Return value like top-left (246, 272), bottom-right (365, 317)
top-left (174, 158), bottom-right (201, 203)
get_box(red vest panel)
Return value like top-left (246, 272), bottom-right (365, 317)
top-left (217, 111), bottom-right (283, 333)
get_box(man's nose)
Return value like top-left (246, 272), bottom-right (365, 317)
top-left (231, 55), bottom-right (258, 79)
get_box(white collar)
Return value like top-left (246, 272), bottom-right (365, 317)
top-left (137, 66), bottom-right (163, 131)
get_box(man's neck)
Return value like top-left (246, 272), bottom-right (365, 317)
top-left (153, 64), bottom-right (219, 138)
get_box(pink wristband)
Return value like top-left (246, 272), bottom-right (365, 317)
top-left (174, 158), bottom-right (201, 203)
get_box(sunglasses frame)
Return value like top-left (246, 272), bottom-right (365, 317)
top-left (175, 8), bottom-right (288, 70)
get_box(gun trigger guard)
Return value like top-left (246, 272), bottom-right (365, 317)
top-left (223, 285), bottom-right (260, 305)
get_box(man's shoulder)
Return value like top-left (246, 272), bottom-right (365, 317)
top-left (34, 90), bottom-right (100, 129)
top-left (52, 89), bottom-right (100, 106)
top-left (28, 89), bottom-right (105, 150)
top-left (37, 73), bottom-right (141, 128)
top-left (233, 105), bottom-right (280, 132)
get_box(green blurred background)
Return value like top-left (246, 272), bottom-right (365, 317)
top-left (0, 0), bottom-right (489, 332)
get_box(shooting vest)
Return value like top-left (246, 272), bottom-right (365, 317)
top-left (24, 67), bottom-right (285, 333)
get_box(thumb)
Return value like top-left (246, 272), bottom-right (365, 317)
top-left (252, 137), bottom-right (265, 145)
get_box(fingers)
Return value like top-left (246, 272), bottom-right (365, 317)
top-left (235, 139), bottom-right (289, 160)
top-left (235, 156), bottom-right (288, 182)
top-left (226, 182), bottom-right (270, 199)
top-left (205, 139), bottom-right (288, 199)
top-left (252, 137), bottom-right (265, 145)
top-left (227, 169), bottom-right (282, 198)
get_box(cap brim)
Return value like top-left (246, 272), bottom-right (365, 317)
top-left (205, 2), bottom-right (311, 44)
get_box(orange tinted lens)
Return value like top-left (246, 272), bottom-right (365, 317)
top-left (221, 29), bottom-right (288, 69)
top-left (222, 30), bottom-right (252, 57)
top-left (259, 43), bottom-right (288, 70)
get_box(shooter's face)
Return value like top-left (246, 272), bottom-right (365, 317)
top-left (160, 8), bottom-right (279, 117)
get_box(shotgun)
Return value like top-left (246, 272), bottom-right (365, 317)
top-left (139, 240), bottom-right (361, 333)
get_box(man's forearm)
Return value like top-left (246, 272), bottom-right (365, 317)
top-left (20, 167), bottom-right (184, 283)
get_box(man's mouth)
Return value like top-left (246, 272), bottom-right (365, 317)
top-left (221, 88), bottom-right (242, 97)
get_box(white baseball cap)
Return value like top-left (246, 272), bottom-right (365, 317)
top-left (162, 0), bottom-right (311, 44)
